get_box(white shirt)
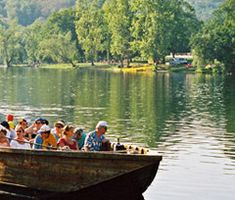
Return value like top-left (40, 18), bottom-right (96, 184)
top-left (10, 139), bottom-right (31, 149)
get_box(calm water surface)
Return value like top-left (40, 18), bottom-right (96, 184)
top-left (0, 67), bottom-right (234, 200)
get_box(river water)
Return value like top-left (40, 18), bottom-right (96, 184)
top-left (0, 67), bottom-right (234, 200)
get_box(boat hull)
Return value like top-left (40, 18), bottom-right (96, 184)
top-left (0, 148), bottom-right (162, 199)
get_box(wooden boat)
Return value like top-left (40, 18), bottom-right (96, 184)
top-left (0, 148), bottom-right (162, 200)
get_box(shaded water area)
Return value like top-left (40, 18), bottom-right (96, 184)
top-left (0, 67), bottom-right (235, 199)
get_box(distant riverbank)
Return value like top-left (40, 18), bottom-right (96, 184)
top-left (4, 62), bottom-right (227, 75)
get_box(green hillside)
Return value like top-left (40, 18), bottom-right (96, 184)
top-left (0, 0), bottom-right (226, 25)
top-left (186, 0), bottom-right (225, 21)
top-left (0, 0), bottom-right (76, 26)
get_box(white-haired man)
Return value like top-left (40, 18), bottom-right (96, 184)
top-left (84, 121), bottom-right (109, 151)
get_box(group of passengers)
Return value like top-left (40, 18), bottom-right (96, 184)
top-left (0, 114), bottom-right (109, 152)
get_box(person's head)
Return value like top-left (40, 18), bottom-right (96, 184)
top-left (6, 114), bottom-right (14, 122)
top-left (15, 126), bottom-right (25, 138)
top-left (19, 118), bottom-right (28, 129)
top-left (34, 118), bottom-right (44, 130)
top-left (0, 128), bottom-right (7, 137)
top-left (1, 121), bottom-right (10, 130)
top-left (96, 121), bottom-right (108, 135)
top-left (42, 118), bottom-right (49, 125)
top-left (54, 121), bottom-right (65, 132)
top-left (73, 128), bottom-right (83, 140)
top-left (38, 125), bottom-right (51, 139)
top-left (63, 125), bottom-right (74, 137)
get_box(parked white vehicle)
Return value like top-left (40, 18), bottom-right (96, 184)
top-left (170, 58), bottom-right (188, 65)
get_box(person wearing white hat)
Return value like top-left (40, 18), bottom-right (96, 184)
top-left (84, 121), bottom-right (109, 151)
top-left (33, 125), bottom-right (57, 150)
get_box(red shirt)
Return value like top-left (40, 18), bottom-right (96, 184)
top-left (57, 138), bottom-right (78, 150)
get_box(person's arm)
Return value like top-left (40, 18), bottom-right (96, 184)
top-left (74, 140), bottom-right (79, 150)
top-left (33, 135), bottom-right (42, 149)
top-left (25, 125), bottom-right (35, 139)
top-left (83, 134), bottom-right (94, 151)
top-left (25, 124), bottom-right (34, 134)
top-left (57, 138), bottom-right (66, 148)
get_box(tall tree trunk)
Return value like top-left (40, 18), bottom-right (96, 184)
top-left (5, 58), bottom-right (11, 68)
top-left (3, 46), bottom-right (11, 68)
top-left (120, 59), bottom-right (124, 68)
top-left (91, 48), bottom-right (95, 66)
top-left (91, 58), bottom-right (95, 66)
top-left (126, 58), bottom-right (130, 68)
top-left (70, 61), bottom-right (77, 68)
top-left (107, 50), bottom-right (110, 64)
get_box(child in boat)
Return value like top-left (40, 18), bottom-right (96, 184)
top-left (73, 127), bottom-right (86, 150)
top-left (33, 125), bottom-right (57, 150)
top-left (6, 114), bottom-right (15, 129)
top-left (0, 127), bottom-right (10, 147)
top-left (10, 126), bottom-right (31, 149)
top-left (57, 125), bottom-right (78, 150)
top-left (84, 121), bottom-right (110, 151)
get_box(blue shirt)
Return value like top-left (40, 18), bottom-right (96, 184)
top-left (84, 130), bottom-right (105, 151)
top-left (77, 132), bottom-right (86, 149)
top-left (33, 134), bottom-right (43, 149)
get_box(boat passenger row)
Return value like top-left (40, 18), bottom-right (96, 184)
top-left (0, 114), bottom-right (110, 152)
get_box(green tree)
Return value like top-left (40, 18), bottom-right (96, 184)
top-left (46, 8), bottom-right (84, 61)
top-left (46, 8), bottom-right (77, 40)
top-left (166, 0), bottom-right (200, 57)
top-left (0, 20), bottom-right (22, 67)
top-left (23, 20), bottom-right (44, 67)
top-left (130, 0), bottom-right (200, 63)
top-left (39, 32), bottom-right (78, 67)
top-left (191, 0), bottom-right (235, 72)
top-left (103, 0), bottom-right (132, 67)
top-left (130, 0), bottom-right (165, 63)
top-left (75, 0), bottom-right (105, 65)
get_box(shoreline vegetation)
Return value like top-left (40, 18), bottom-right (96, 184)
top-left (3, 61), bottom-right (227, 75)
top-left (1, 0), bottom-right (233, 73)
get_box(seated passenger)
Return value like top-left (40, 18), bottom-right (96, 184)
top-left (84, 121), bottom-right (109, 151)
top-left (0, 128), bottom-right (10, 147)
top-left (1, 121), bottom-right (16, 142)
top-left (33, 125), bottom-right (57, 150)
top-left (10, 126), bottom-right (31, 149)
top-left (51, 120), bottom-right (65, 142)
top-left (6, 114), bottom-right (15, 129)
top-left (57, 125), bottom-right (78, 150)
top-left (73, 128), bottom-right (86, 150)
top-left (25, 118), bottom-right (48, 139)
top-left (16, 118), bottom-right (29, 139)
top-left (18, 118), bottom-right (28, 130)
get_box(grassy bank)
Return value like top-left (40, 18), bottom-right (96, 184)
top-left (11, 62), bottom-right (198, 73)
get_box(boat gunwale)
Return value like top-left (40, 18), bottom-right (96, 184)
top-left (0, 147), bottom-right (162, 162)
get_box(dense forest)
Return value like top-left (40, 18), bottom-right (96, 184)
top-left (0, 0), bottom-right (234, 72)
top-left (0, 0), bottom-right (225, 26)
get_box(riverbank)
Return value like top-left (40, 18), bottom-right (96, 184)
top-left (9, 62), bottom-right (227, 75)
top-left (38, 62), bottom-right (196, 73)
